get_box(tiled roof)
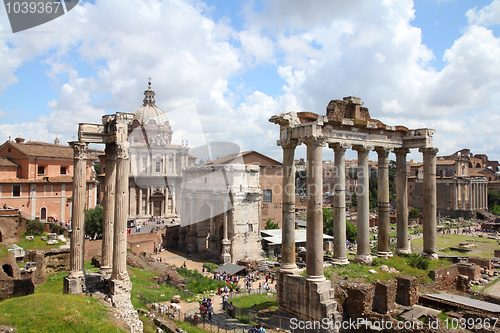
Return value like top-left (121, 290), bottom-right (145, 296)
top-left (1, 141), bottom-right (74, 159)
top-left (205, 151), bottom-right (282, 166)
top-left (0, 157), bottom-right (18, 167)
top-left (0, 175), bottom-right (95, 184)
top-left (436, 160), bottom-right (456, 165)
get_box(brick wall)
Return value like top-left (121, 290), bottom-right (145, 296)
top-left (395, 275), bottom-right (419, 306)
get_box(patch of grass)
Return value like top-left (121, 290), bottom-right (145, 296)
top-left (0, 245), bottom-right (10, 259)
top-left (477, 276), bottom-right (500, 294)
top-left (230, 293), bottom-right (278, 311)
top-left (129, 266), bottom-right (188, 310)
top-left (328, 256), bottom-right (452, 284)
top-left (412, 234), bottom-right (500, 258)
top-left (0, 293), bottom-right (124, 332)
top-left (177, 267), bottom-right (235, 294)
top-left (176, 321), bottom-right (213, 333)
top-left (13, 232), bottom-right (67, 251)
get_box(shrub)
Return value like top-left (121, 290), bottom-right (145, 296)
top-left (26, 219), bottom-right (45, 235)
top-left (406, 253), bottom-right (430, 270)
top-left (264, 219), bottom-right (279, 230)
top-left (409, 208), bottom-right (421, 219)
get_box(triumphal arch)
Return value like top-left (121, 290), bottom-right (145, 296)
top-left (270, 96), bottom-right (438, 325)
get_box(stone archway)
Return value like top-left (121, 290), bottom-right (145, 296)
top-left (2, 264), bottom-right (13, 277)
top-left (196, 203), bottom-right (211, 253)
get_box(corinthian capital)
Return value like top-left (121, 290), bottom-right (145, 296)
top-left (301, 135), bottom-right (324, 146)
top-left (115, 142), bottom-right (130, 159)
top-left (70, 141), bottom-right (88, 159)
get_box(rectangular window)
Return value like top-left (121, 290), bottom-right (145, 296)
top-left (12, 185), bottom-right (20, 197)
top-left (37, 166), bottom-right (45, 175)
top-left (142, 158), bottom-right (147, 172)
top-left (156, 161), bottom-right (161, 173)
top-left (263, 189), bottom-right (272, 203)
top-left (60, 166), bottom-right (67, 174)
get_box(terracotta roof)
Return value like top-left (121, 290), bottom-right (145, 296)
top-left (205, 151), bottom-right (282, 166)
top-left (436, 160), bottom-right (456, 165)
top-left (0, 157), bottom-right (18, 167)
top-left (0, 141), bottom-right (74, 159)
top-left (0, 175), bottom-right (95, 184)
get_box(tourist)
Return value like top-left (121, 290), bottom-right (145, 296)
top-left (208, 302), bottom-right (213, 321)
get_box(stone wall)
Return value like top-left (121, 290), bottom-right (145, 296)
top-left (429, 263), bottom-right (481, 290)
top-left (0, 278), bottom-right (34, 300)
top-left (467, 256), bottom-right (491, 270)
top-left (25, 248), bottom-right (70, 286)
top-left (0, 214), bottom-right (21, 244)
top-left (127, 231), bottom-right (163, 255)
top-left (344, 283), bottom-right (374, 318)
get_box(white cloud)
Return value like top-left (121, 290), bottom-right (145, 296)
top-left (466, 0), bottom-right (500, 26)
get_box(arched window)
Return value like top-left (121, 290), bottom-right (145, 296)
top-left (40, 207), bottom-right (47, 221)
top-left (2, 264), bottom-right (13, 277)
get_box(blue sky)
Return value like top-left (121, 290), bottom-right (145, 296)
top-left (1, 0), bottom-right (500, 165)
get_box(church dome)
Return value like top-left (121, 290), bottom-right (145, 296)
top-left (133, 80), bottom-right (169, 126)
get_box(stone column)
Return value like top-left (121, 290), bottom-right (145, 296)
top-left (376, 147), bottom-right (392, 257)
top-left (395, 148), bottom-right (411, 255)
top-left (280, 140), bottom-right (298, 273)
top-left (221, 200), bottom-right (231, 264)
top-left (303, 136), bottom-right (325, 281)
top-left (100, 143), bottom-right (116, 276)
top-left (110, 141), bottom-right (132, 297)
top-left (138, 188), bottom-right (143, 216)
top-left (354, 145), bottom-right (372, 264)
top-left (420, 147), bottom-right (438, 259)
top-left (64, 141), bottom-right (88, 294)
top-left (331, 143), bottom-right (349, 265)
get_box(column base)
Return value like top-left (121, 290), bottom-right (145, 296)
top-left (305, 274), bottom-right (326, 282)
top-left (109, 278), bottom-right (132, 299)
top-left (63, 275), bottom-right (85, 294)
top-left (395, 248), bottom-right (412, 255)
top-left (376, 251), bottom-right (393, 258)
top-left (330, 258), bottom-right (350, 266)
top-left (279, 263), bottom-right (299, 274)
top-left (353, 254), bottom-right (373, 265)
top-left (422, 252), bottom-right (438, 260)
top-left (220, 239), bottom-right (231, 264)
top-left (99, 266), bottom-right (112, 278)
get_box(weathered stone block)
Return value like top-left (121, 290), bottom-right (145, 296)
top-left (345, 283), bottom-right (374, 318)
top-left (395, 275), bottom-right (418, 306)
top-left (372, 280), bottom-right (395, 314)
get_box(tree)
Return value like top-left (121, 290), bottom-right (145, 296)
top-left (346, 221), bottom-right (357, 242)
top-left (408, 208), bottom-right (421, 219)
top-left (323, 208), bottom-right (334, 236)
top-left (26, 219), bottom-right (45, 235)
top-left (351, 191), bottom-right (357, 207)
top-left (85, 206), bottom-right (103, 238)
top-left (264, 219), bottom-right (279, 230)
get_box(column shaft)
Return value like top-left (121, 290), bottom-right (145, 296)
top-left (68, 142), bottom-right (87, 280)
top-left (281, 142), bottom-right (298, 272)
top-left (354, 146), bottom-right (372, 263)
top-left (111, 142), bottom-right (131, 282)
top-left (332, 144), bottom-right (348, 265)
top-left (305, 137), bottom-right (324, 281)
top-left (100, 144), bottom-right (116, 275)
top-left (376, 148), bottom-right (391, 257)
top-left (420, 147), bottom-right (438, 259)
top-left (395, 148), bottom-right (411, 254)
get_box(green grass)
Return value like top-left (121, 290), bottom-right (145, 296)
top-left (13, 233), bottom-right (67, 251)
top-left (411, 234), bottom-right (500, 258)
top-left (177, 267), bottom-right (235, 295)
top-left (327, 255), bottom-right (452, 283)
top-left (129, 266), bottom-right (189, 310)
top-left (230, 293), bottom-right (278, 311)
top-left (176, 321), bottom-right (213, 333)
top-left (0, 245), bottom-right (10, 259)
top-left (0, 292), bottom-right (124, 332)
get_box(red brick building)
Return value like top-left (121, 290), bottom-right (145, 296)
top-left (0, 138), bottom-right (98, 223)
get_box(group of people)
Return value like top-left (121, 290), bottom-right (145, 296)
top-left (199, 297), bottom-right (214, 321)
top-left (213, 271), bottom-right (240, 284)
top-left (249, 325), bottom-right (266, 332)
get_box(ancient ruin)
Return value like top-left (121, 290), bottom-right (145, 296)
top-left (270, 96), bottom-right (438, 325)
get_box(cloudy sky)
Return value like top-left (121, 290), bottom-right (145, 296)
top-left (1, 0), bottom-right (500, 164)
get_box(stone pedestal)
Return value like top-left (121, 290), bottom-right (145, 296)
top-left (63, 275), bottom-right (84, 295)
top-left (221, 239), bottom-right (232, 264)
top-left (277, 271), bottom-right (340, 331)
